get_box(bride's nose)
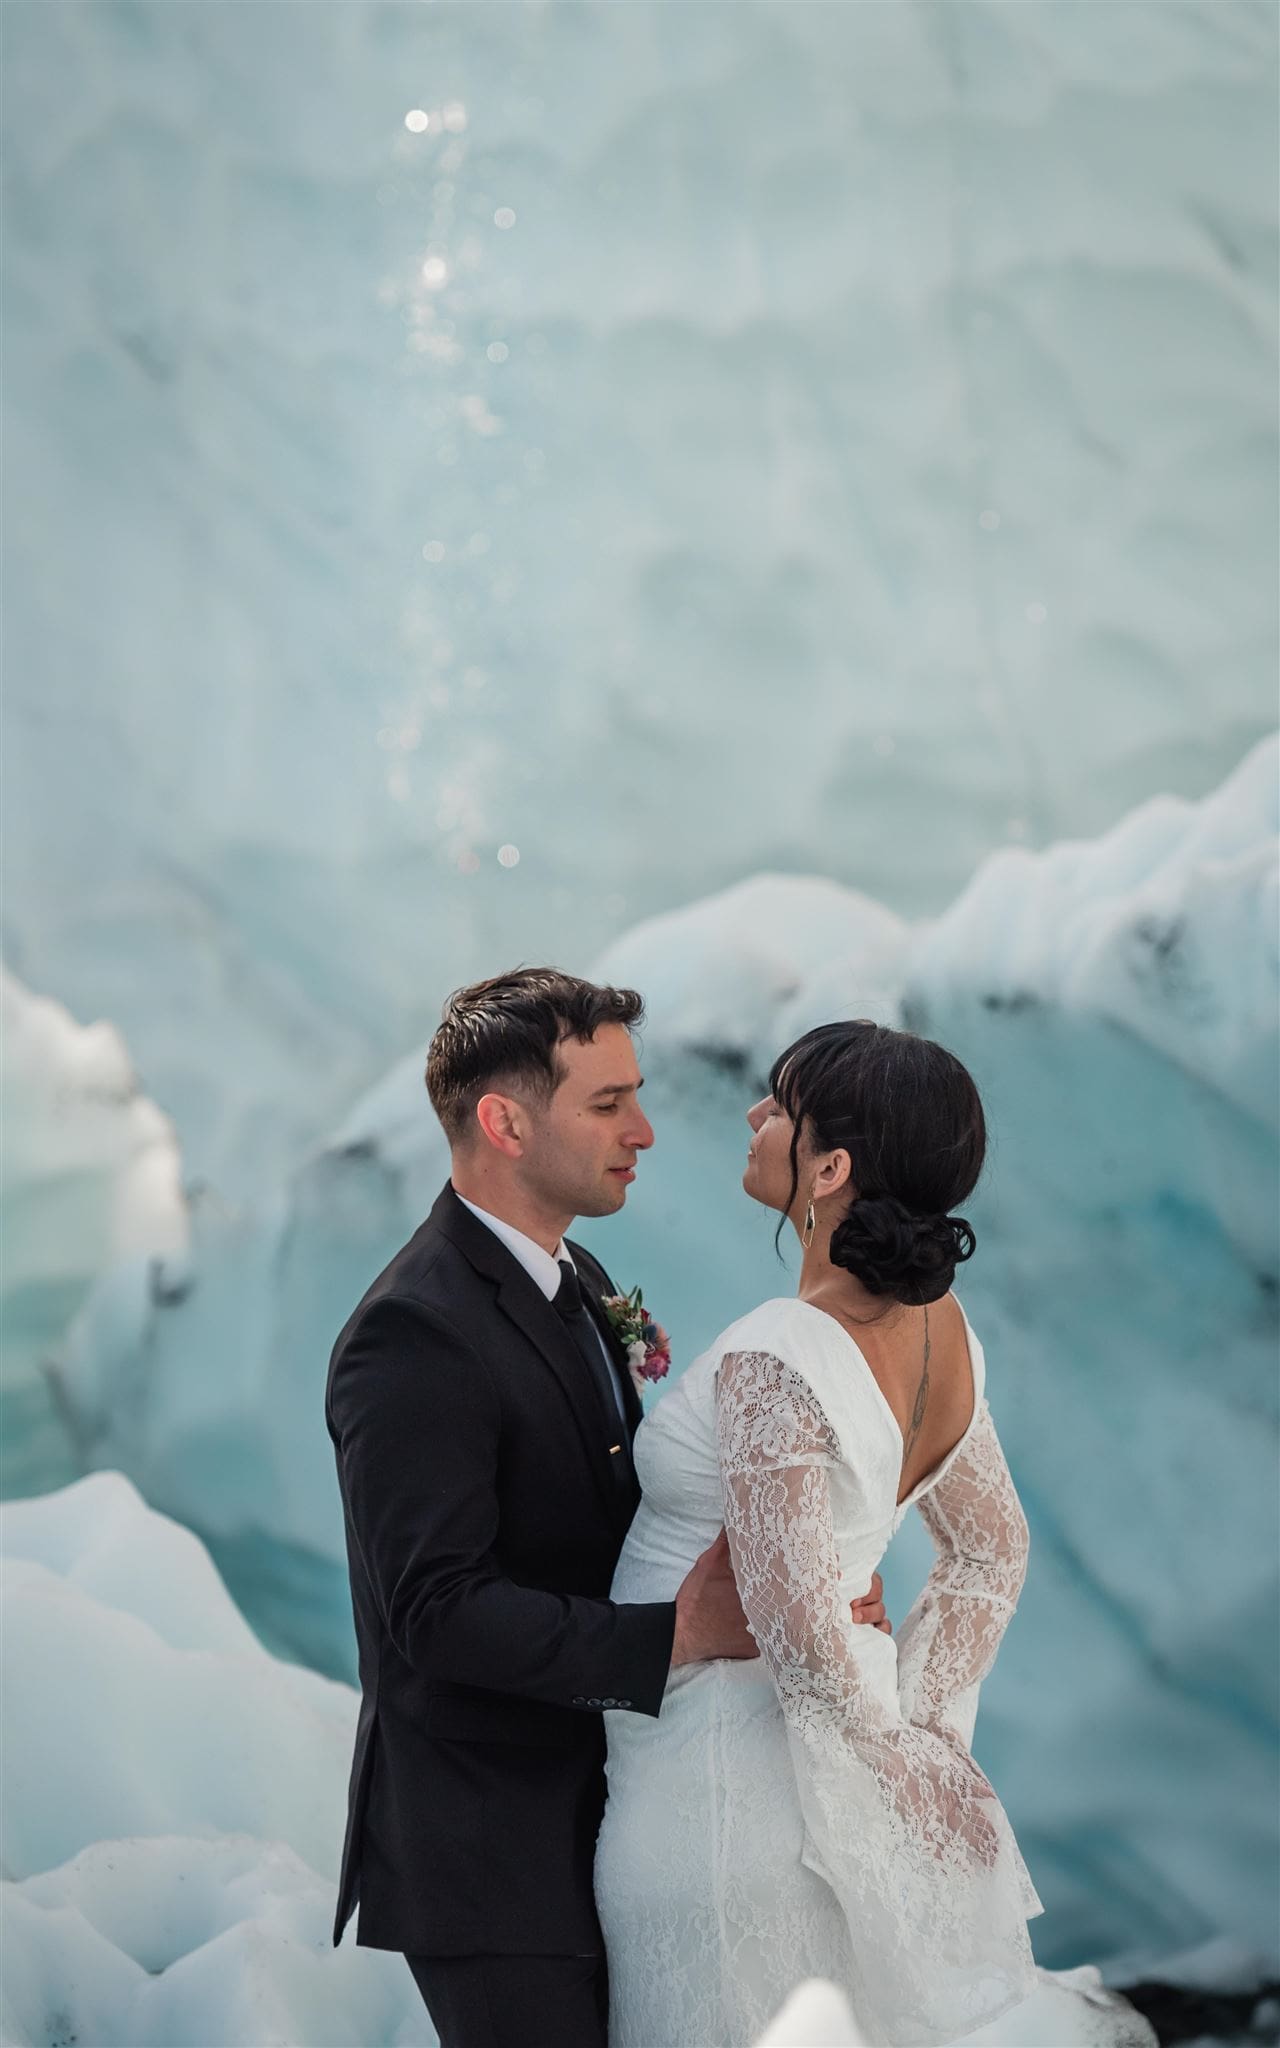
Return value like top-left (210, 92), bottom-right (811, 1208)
top-left (746, 1098), bottom-right (767, 1133)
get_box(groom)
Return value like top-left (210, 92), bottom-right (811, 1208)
top-left (326, 968), bottom-right (888, 2048)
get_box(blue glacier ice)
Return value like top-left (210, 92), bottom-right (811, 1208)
top-left (0, 967), bottom-right (188, 1502)
top-left (2, 0), bottom-right (1276, 1199)
top-left (32, 735), bottom-right (1280, 1982)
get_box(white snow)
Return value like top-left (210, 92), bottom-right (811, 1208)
top-left (0, 1473), bottom-right (432, 2048)
top-left (754, 1978), bottom-right (868, 2047)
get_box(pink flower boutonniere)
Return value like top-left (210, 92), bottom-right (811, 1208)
top-left (601, 1285), bottom-right (671, 1397)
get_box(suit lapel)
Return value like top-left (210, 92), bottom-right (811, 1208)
top-left (432, 1186), bottom-right (636, 1523)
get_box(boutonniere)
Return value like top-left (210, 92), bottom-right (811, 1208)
top-left (601, 1286), bottom-right (671, 1395)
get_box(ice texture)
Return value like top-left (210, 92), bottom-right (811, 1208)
top-left (36, 735), bottom-right (1280, 1969)
top-left (0, 967), bottom-right (188, 1501)
top-left (0, 1472), bottom-right (432, 2048)
top-left (2, 1), bottom-right (1276, 1197)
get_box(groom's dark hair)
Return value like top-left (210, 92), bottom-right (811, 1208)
top-left (426, 966), bottom-right (645, 1145)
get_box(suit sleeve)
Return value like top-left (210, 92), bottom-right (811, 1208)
top-left (327, 1293), bottom-right (675, 1714)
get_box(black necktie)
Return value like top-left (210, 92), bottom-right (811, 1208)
top-left (553, 1260), bottom-right (631, 1462)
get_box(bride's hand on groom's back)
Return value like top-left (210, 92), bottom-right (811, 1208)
top-left (671, 1536), bottom-right (892, 1668)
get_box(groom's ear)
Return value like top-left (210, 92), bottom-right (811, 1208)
top-left (475, 1091), bottom-right (527, 1157)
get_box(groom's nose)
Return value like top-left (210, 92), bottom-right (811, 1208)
top-left (628, 1107), bottom-right (655, 1151)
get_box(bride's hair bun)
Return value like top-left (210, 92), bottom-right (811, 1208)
top-left (828, 1195), bottom-right (976, 1307)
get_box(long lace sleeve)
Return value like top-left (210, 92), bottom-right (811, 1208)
top-left (895, 1398), bottom-right (1029, 1748)
top-left (716, 1348), bottom-right (1040, 2048)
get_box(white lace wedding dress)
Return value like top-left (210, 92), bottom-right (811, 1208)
top-left (596, 1296), bottom-right (1156, 2048)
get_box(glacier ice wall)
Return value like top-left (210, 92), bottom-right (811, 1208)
top-left (2, 1), bottom-right (1276, 1194)
top-left (43, 736), bottom-right (1280, 1969)
top-left (0, 1472), bottom-right (433, 2048)
top-left (0, 967), bottom-right (188, 1501)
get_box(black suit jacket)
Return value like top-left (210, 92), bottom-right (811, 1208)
top-left (325, 1182), bottom-right (677, 1956)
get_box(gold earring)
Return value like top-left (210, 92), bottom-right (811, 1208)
top-left (802, 1191), bottom-right (817, 1248)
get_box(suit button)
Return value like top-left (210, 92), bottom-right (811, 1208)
top-left (617, 1698), bottom-right (632, 1708)
top-left (571, 1696), bottom-right (587, 1706)
top-left (599, 1697), bottom-right (616, 1708)
top-left (587, 1697), bottom-right (602, 1708)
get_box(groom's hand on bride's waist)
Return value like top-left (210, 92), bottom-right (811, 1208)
top-left (671, 1529), bottom-right (756, 1666)
top-left (851, 1571), bottom-right (892, 1635)
top-left (670, 1534), bottom-right (892, 1668)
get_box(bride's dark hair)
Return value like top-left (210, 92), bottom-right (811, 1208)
top-left (769, 1020), bottom-right (984, 1307)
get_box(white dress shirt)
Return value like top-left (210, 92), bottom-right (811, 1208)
top-left (454, 1190), bottom-right (628, 1421)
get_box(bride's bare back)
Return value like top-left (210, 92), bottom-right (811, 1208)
top-left (799, 1288), bottom-right (976, 1505)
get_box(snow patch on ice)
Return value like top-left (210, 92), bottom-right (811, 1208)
top-left (0, 1473), bottom-right (431, 2048)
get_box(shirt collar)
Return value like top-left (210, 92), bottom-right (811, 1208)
top-left (453, 1190), bottom-right (571, 1303)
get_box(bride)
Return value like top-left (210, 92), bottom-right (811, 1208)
top-left (595, 1020), bottom-right (1156, 2048)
